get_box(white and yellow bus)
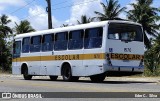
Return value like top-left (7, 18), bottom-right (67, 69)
top-left (12, 20), bottom-right (144, 82)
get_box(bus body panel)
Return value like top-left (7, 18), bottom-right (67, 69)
top-left (12, 21), bottom-right (144, 77)
top-left (21, 52), bottom-right (41, 75)
top-left (53, 50), bottom-right (84, 76)
top-left (107, 40), bottom-right (143, 67)
top-left (104, 22), bottom-right (144, 73)
top-left (12, 62), bottom-right (21, 75)
top-left (40, 51), bottom-right (56, 75)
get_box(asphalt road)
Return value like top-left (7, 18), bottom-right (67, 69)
top-left (0, 74), bottom-right (160, 101)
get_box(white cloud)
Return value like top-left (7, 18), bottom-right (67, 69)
top-left (125, 0), bottom-right (160, 11)
top-left (0, 0), bottom-right (26, 6)
top-left (125, 0), bottom-right (137, 11)
top-left (0, 0), bottom-right (26, 12)
top-left (119, 13), bottom-right (127, 19)
top-left (0, 6), bottom-right (5, 11)
top-left (28, 5), bottom-right (59, 30)
top-left (120, 0), bottom-right (137, 19)
top-left (7, 15), bottom-right (20, 28)
top-left (0, 14), bottom-right (20, 29)
top-left (152, 0), bottom-right (160, 8)
top-left (66, 0), bottom-right (103, 25)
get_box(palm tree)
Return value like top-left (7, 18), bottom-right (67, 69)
top-left (0, 14), bottom-right (12, 71)
top-left (14, 20), bottom-right (35, 34)
top-left (126, 0), bottom-right (160, 48)
top-left (94, 0), bottom-right (126, 21)
top-left (145, 34), bottom-right (160, 73)
top-left (77, 15), bottom-right (93, 24)
top-left (60, 24), bottom-right (69, 27)
top-left (0, 14), bottom-right (12, 38)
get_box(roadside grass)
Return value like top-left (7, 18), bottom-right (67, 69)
top-left (129, 68), bottom-right (160, 77)
top-left (143, 68), bottom-right (160, 77)
top-left (0, 70), bottom-right (11, 74)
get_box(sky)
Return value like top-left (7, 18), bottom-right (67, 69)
top-left (0, 0), bottom-right (160, 31)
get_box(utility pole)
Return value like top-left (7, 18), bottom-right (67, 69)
top-left (46, 0), bottom-right (52, 29)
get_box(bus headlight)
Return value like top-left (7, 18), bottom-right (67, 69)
top-left (106, 54), bottom-right (112, 66)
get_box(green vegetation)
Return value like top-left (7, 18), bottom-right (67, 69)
top-left (14, 20), bottom-right (35, 34)
top-left (94, 0), bottom-right (126, 20)
top-left (60, 24), bottom-right (69, 27)
top-left (0, 14), bottom-right (12, 72)
top-left (126, 0), bottom-right (160, 76)
top-left (126, 0), bottom-right (160, 48)
top-left (0, 0), bottom-right (160, 76)
top-left (0, 15), bottom-right (35, 73)
top-left (77, 15), bottom-right (93, 24)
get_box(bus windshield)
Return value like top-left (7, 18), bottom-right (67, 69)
top-left (108, 23), bottom-right (143, 42)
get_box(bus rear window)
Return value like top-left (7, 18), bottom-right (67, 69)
top-left (108, 23), bottom-right (143, 42)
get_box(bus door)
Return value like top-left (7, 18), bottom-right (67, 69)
top-left (83, 27), bottom-right (104, 76)
top-left (12, 40), bottom-right (21, 74)
top-left (28, 36), bottom-right (41, 75)
top-left (107, 23), bottom-right (144, 69)
top-left (67, 30), bottom-right (84, 76)
top-left (40, 34), bottom-right (55, 75)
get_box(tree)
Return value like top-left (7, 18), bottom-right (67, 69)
top-left (126, 0), bottom-right (160, 48)
top-left (0, 14), bottom-right (12, 71)
top-left (0, 14), bottom-right (12, 38)
top-left (60, 24), bottom-right (69, 27)
top-left (14, 20), bottom-right (35, 34)
top-left (144, 34), bottom-right (160, 75)
top-left (0, 37), bottom-right (12, 71)
top-left (77, 15), bottom-right (93, 24)
top-left (94, 0), bottom-right (126, 21)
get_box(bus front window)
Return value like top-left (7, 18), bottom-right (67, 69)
top-left (13, 41), bottom-right (21, 58)
top-left (108, 23), bottom-right (143, 42)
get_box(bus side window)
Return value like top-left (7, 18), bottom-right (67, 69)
top-left (84, 27), bottom-right (103, 49)
top-left (30, 36), bottom-right (41, 52)
top-left (13, 41), bottom-right (21, 58)
top-left (54, 32), bottom-right (68, 51)
top-left (68, 30), bottom-right (84, 50)
top-left (42, 34), bottom-right (54, 51)
top-left (22, 37), bottom-right (30, 53)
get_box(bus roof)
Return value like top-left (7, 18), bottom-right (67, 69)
top-left (14, 20), bottom-right (141, 39)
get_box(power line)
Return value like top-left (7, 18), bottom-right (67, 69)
top-left (10, 0), bottom-right (69, 15)
top-left (10, 0), bottom-right (36, 14)
top-left (52, 0), bottom-right (98, 11)
top-left (51, 0), bottom-right (69, 7)
top-left (20, 0), bottom-right (98, 20)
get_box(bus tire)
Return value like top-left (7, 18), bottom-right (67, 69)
top-left (90, 74), bottom-right (105, 83)
top-left (49, 76), bottom-right (58, 81)
top-left (62, 63), bottom-right (78, 82)
top-left (22, 65), bottom-right (32, 80)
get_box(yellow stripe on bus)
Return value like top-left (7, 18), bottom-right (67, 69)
top-left (109, 53), bottom-right (143, 60)
top-left (12, 53), bottom-right (143, 62)
top-left (12, 53), bottom-right (106, 62)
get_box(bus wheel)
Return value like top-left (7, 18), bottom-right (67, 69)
top-left (90, 74), bottom-right (105, 83)
top-left (61, 64), bottom-right (74, 82)
top-left (23, 66), bottom-right (32, 80)
top-left (49, 76), bottom-right (58, 81)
